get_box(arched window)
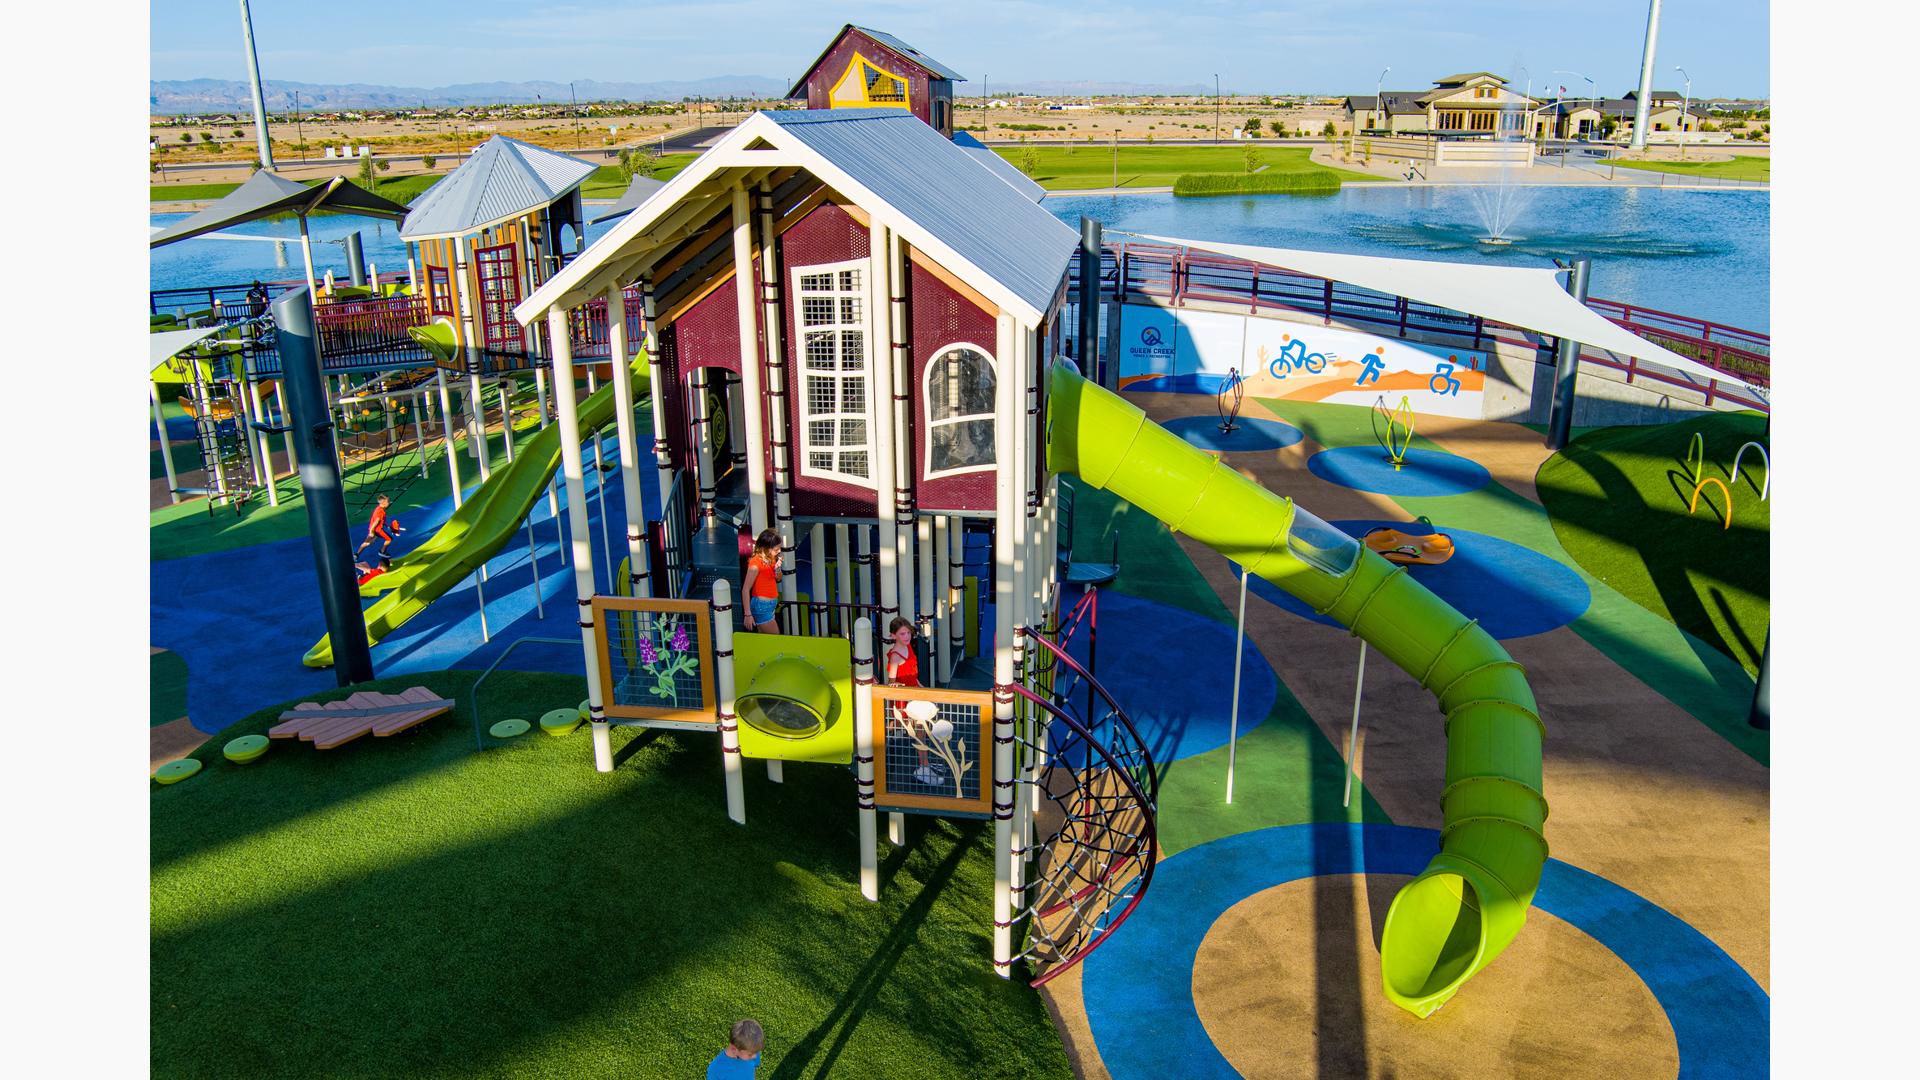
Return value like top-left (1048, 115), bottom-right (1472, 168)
top-left (924, 344), bottom-right (996, 479)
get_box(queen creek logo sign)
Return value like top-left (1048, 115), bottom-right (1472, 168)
top-left (1140, 326), bottom-right (1163, 347)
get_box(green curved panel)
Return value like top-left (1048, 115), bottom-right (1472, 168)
top-left (305, 357), bottom-right (649, 667)
top-left (1046, 362), bottom-right (1546, 1018)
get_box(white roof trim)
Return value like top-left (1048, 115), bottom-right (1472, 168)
top-left (515, 113), bottom-right (1045, 327)
top-left (1132, 233), bottom-right (1763, 393)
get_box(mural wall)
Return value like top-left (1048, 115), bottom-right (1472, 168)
top-left (1115, 304), bottom-right (1488, 419)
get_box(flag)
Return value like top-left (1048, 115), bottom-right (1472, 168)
top-left (1558, 85), bottom-right (1567, 94)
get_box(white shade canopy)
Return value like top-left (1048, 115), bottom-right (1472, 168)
top-left (149, 326), bottom-right (226, 375)
top-left (1130, 232), bottom-right (1764, 394)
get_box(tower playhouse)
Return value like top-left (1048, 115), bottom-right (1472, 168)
top-left (514, 107), bottom-right (1549, 1017)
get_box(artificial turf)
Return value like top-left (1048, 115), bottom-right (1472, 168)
top-left (152, 670), bottom-right (1072, 1080)
top-left (1536, 411), bottom-right (1771, 677)
top-left (151, 649), bottom-right (190, 726)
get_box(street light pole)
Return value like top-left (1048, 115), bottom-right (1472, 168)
top-left (1555, 70), bottom-right (1590, 139)
top-left (1213, 73), bottom-right (1221, 144)
top-left (1376, 67), bottom-right (1390, 133)
top-left (1675, 66), bottom-right (1692, 158)
top-left (294, 90), bottom-right (305, 162)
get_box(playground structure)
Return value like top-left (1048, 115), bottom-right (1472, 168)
top-left (152, 39), bottom-right (1772, 1041)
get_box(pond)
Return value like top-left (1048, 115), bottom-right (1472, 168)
top-left (151, 184), bottom-right (1768, 333)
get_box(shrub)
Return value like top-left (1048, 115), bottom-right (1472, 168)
top-left (377, 159), bottom-right (391, 172)
top-left (1019, 146), bottom-right (1039, 175)
top-left (357, 154), bottom-right (376, 186)
top-left (233, 128), bottom-right (244, 138)
top-left (1172, 172), bottom-right (1340, 197)
top-left (179, 132), bottom-right (192, 143)
top-left (421, 155), bottom-right (437, 169)
top-left (200, 132), bottom-right (214, 143)
top-left (1243, 146), bottom-right (1258, 173)
top-left (1321, 120), bottom-right (1336, 138)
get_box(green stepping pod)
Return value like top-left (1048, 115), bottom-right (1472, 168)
top-left (1045, 362), bottom-right (1547, 1018)
top-left (223, 735), bottom-right (270, 764)
top-left (153, 758), bottom-right (202, 784)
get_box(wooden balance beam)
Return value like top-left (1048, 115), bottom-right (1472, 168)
top-left (270, 686), bottom-right (455, 750)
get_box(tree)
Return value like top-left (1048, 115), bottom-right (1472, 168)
top-left (1269, 119), bottom-right (1287, 138)
top-left (179, 132), bottom-right (192, 143)
top-left (1242, 115), bottom-right (1261, 136)
top-left (233, 128), bottom-right (244, 138)
top-left (357, 153), bottom-right (376, 187)
top-left (377, 159), bottom-right (392, 172)
top-left (1321, 120), bottom-right (1336, 139)
top-left (1243, 146), bottom-right (1258, 173)
top-left (199, 132), bottom-right (214, 143)
top-left (1019, 146), bottom-right (1039, 176)
top-left (1599, 117), bottom-right (1619, 140)
top-left (421, 155), bottom-right (437, 169)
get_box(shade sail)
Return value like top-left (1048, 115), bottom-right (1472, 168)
top-left (1130, 232), bottom-right (1763, 393)
top-left (149, 326), bottom-right (225, 371)
top-left (149, 172), bottom-right (409, 248)
top-left (588, 175), bottom-right (667, 225)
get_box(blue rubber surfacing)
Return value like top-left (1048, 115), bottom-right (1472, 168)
top-left (1080, 823), bottom-right (1768, 1080)
top-left (1162, 415), bottom-right (1304, 454)
top-left (1308, 446), bottom-right (1492, 497)
top-left (1247, 519), bottom-right (1590, 640)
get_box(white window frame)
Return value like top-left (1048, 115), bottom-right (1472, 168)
top-left (792, 258), bottom-right (877, 488)
top-left (921, 340), bottom-right (998, 481)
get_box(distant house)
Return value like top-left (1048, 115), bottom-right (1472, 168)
top-left (786, 23), bottom-right (965, 138)
top-left (1535, 90), bottom-right (1707, 140)
top-left (1343, 73), bottom-right (1539, 136)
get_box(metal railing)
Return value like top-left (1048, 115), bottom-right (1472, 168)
top-left (657, 475), bottom-right (692, 599)
top-left (1071, 242), bottom-right (1771, 408)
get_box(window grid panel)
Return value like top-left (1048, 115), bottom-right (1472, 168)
top-left (792, 259), bottom-right (875, 486)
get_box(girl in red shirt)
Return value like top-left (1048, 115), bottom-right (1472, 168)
top-left (885, 616), bottom-right (939, 785)
top-left (742, 529), bottom-right (782, 634)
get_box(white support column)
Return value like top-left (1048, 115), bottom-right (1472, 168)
top-left (808, 523), bottom-right (828, 636)
top-left (276, 381), bottom-right (298, 475)
top-left (608, 286), bottom-right (652, 597)
top-left (468, 372), bottom-right (492, 480)
top-left (548, 308), bottom-right (612, 773)
top-left (246, 374), bottom-right (279, 505)
top-left (834, 523), bottom-right (854, 635)
top-left (852, 615), bottom-right (879, 899)
top-left (917, 515), bottom-right (936, 684)
top-left (868, 222), bottom-right (900, 627)
top-left (713, 578), bottom-right (747, 824)
top-left (948, 517), bottom-right (966, 669)
top-left (888, 230), bottom-right (916, 627)
top-left (731, 186), bottom-right (770, 535)
top-left (499, 379), bottom-right (515, 463)
top-left (152, 380), bottom-right (181, 504)
top-left (991, 310), bottom-right (1019, 977)
top-left (855, 523), bottom-right (875, 609)
top-left (642, 281), bottom-right (677, 556)
top-left (433, 368), bottom-right (463, 507)
top-left (415, 388), bottom-right (430, 478)
top-left (758, 183), bottom-right (798, 603)
top-left (934, 515), bottom-right (952, 684)
top-left (535, 365), bottom-right (560, 521)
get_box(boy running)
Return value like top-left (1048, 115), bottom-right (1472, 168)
top-left (356, 495), bottom-right (405, 558)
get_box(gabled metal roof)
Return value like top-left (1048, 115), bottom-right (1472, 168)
top-left (400, 136), bottom-right (598, 240)
top-left (516, 110), bottom-right (1076, 328)
top-left (785, 24), bottom-right (966, 98)
top-left (952, 131), bottom-right (1045, 202)
top-left (765, 110), bottom-right (1072, 318)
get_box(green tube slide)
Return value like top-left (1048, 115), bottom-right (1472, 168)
top-left (1045, 363), bottom-right (1547, 1018)
top-left (303, 358), bottom-right (649, 668)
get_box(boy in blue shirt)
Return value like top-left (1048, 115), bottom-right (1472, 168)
top-left (706, 1019), bottom-right (763, 1077)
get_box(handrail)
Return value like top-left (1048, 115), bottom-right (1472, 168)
top-left (468, 636), bottom-right (584, 750)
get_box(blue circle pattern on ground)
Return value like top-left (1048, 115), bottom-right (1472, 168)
top-left (1162, 415), bottom-right (1305, 454)
top-left (1080, 823), bottom-right (1768, 1080)
top-left (1246, 520), bottom-right (1590, 640)
top-left (1062, 591), bottom-right (1278, 765)
top-left (1308, 446), bottom-right (1492, 497)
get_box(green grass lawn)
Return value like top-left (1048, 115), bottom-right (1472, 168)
top-left (152, 669), bottom-right (1071, 1079)
top-left (1536, 412), bottom-right (1770, 677)
top-left (151, 650), bottom-right (190, 726)
top-left (581, 154), bottom-right (698, 198)
top-left (1605, 155), bottom-right (1770, 182)
top-left (990, 145), bottom-right (1380, 191)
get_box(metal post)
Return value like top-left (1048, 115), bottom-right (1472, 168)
top-left (1344, 641), bottom-right (1368, 808)
top-left (890, 231), bottom-right (916, 628)
top-left (1748, 633), bottom-right (1770, 729)
top-left (713, 578), bottom-right (747, 823)
top-left (991, 310), bottom-right (1018, 978)
top-left (934, 515), bottom-right (952, 684)
top-left (468, 372), bottom-right (492, 480)
top-left (345, 231), bottom-right (367, 287)
top-left (526, 516), bottom-right (545, 619)
top-left (152, 380), bottom-right (181, 504)
top-left (834, 523), bottom-right (854, 637)
top-left (435, 368), bottom-right (463, 507)
top-left (276, 381), bottom-right (299, 475)
top-left (948, 518), bottom-right (966, 668)
top-left (1226, 565), bottom-right (1248, 804)
top-left (917, 516), bottom-right (936, 683)
top-left (1629, 0), bottom-right (1664, 150)
top-left (730, 186), bottom-right (770, 534)
top-left (853, 615), bottom-right (879, 900)
top-left (548, 307), bottom-right (612, 772)
top-left (593, 426), bottom-right (613, 591)
top-left (641, 281), bottom-right (676, 562)
top-left (236, 0), bottom-right (274, 170)
top-left (809, 523), bottom-right (828, 637)
top-left (1546, 257), bottom-right (1592, 450)
top-left (758, 183), bottom-right (798, 604)
top-left (188, 357), bottom-right (227, 505)
top-left (869, 223), bottom-right (900, 627)
top-left (499, 379), bottom-right (515, 463)
top-left (247, 373), bottom-right (279, 506)
top-left (272, 287), bottom-right (371, 684)
top-left (1078, 216), bottom-right (1103, 385)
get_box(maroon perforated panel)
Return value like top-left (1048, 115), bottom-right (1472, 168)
top-left (779, 202), bottom-right (879, 519)
top-left (657, 324), bottom-right (690, 474)
top-left (910, 260), bottom-right (997, 512)
top-left (670, 277), bottom-right (742, 375)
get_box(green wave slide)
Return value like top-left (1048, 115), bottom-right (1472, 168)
top-left (304, 358), bottom-right (649, 668)
top-left (1046, 363), bottom-right (1547, 1018)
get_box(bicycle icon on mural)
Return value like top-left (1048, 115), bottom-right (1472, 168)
top-left (1262, 338), bottom-right (1329, 380)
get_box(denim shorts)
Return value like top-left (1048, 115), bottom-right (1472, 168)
top-left (749, 597), bottom-right (779, 625)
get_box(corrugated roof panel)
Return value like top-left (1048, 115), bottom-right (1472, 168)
top-left (951, 131), bottom-right (1045, 202)
top-left (769, 110), bottom-right (1074, 318)
top-left (852, 26), bottom-right (966, 82)
top-left (401, 136), bottom-right (598, 239)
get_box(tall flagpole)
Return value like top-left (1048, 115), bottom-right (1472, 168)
top-left (238, 0), bottom-right (275, 170)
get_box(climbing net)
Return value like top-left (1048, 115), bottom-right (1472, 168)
top-left (1008, 594), bottom-right (1159, 987)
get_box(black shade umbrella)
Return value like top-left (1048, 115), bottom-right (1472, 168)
top-left (150, 172), bottom-right (410, 296)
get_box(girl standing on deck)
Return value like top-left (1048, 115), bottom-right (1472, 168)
top-left (742, 529), bottom-right (782, 634)
top-left (885, 616), bottom-right (938, 786)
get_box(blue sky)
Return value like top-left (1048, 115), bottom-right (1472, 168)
top-left (151, 1), bottom-right (1769, 97)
